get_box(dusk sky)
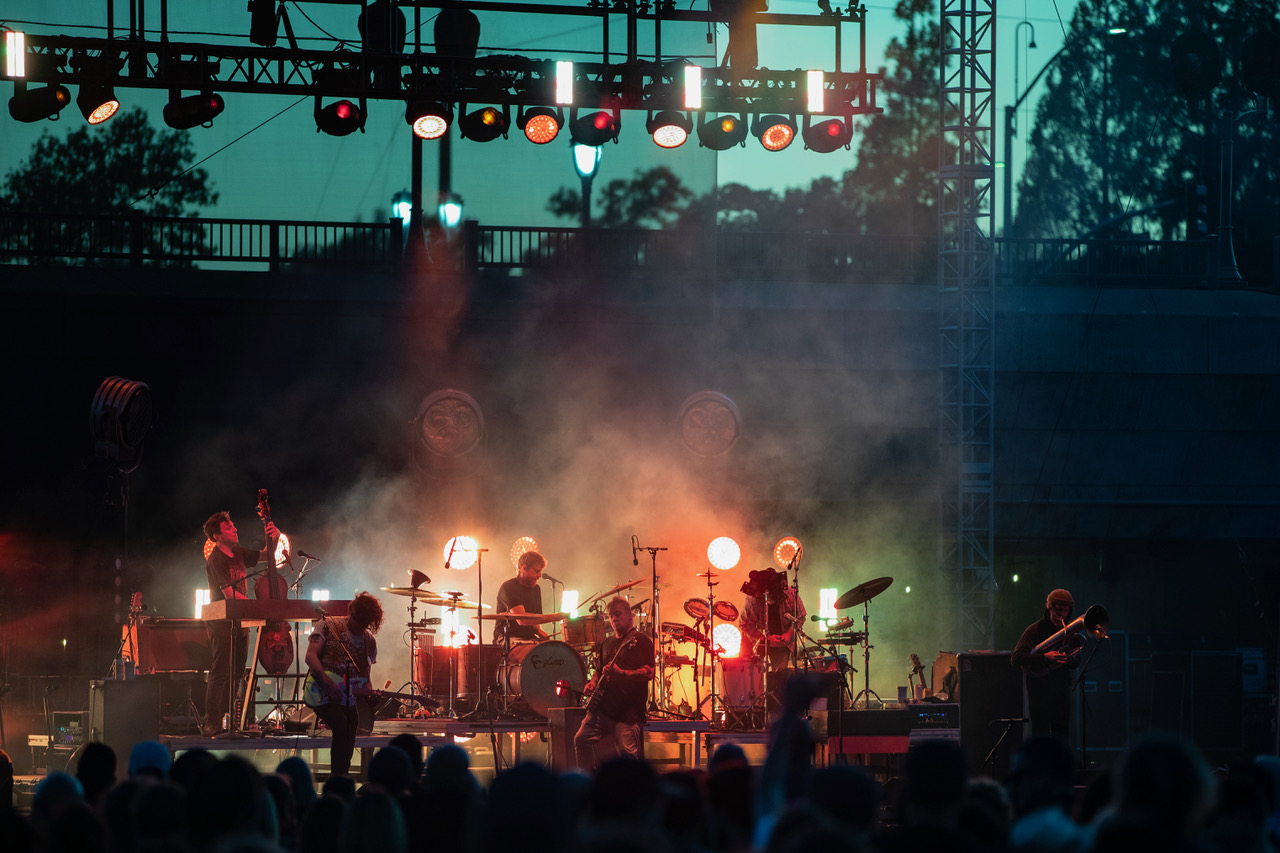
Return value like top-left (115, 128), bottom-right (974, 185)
top-left (3, 0), bottom-right (1085, 231)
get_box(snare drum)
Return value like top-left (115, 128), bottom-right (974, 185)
top-left (720, 657), bottom-right (763, 709)
top-left (564, 615), bottom-right (606, 646)
top-left (501, 640), bottom-right (588, 717)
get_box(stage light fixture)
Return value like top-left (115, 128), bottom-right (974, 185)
top-left (647, 110), bottom-right (692, 148)
top-left (802, 115), bottom-right (852, 153)
top-left (707, 537), bottom-right (741, 571)
top-left (569, 108), bottom-right (620, 146)
top-left (5, 29), bottom-right (25, 77)
top-left (406, 100), bottom-right (451, 139)
top-left (510, 537), bottom-right (539, 567)
top-left (774, 536), bottom-right (803, 567)
top-left (248, 0), bottom-right (280, 46)
top-left (8, 82), bottom-right (71, 122)
top-left (163, 91), bottom-right (225, 129)
top-left (752, 114), bottom-right (796, 151)
top-left (315, 96), bottom-right (365, 136)
top-left (518, 106), bottom-right (561, 144)
top-left (458, 105), bottom-right (509, 142)
top-left (77, 83), bottom-right (119, 124)
top-left (555, 60), bottom-right (574, 104)
top-left (684, 65), bottom-right (702, 109)
top-left (697, 113), bottom-right (748, 150)
top-left (443, 535), bottom-right (480, 570)
top-left (712, 623), bottom-right (742, 658)
top-left (807, 69), bottom-right (825, 112)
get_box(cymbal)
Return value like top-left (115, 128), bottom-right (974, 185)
top-left (474, 611), bottom-right (568, 623)
top-left (600, 578), bottom-right (645, 598)
top-left (695, 570), bottom-right (718, 578)
top-left (835, 576), bottom-right (893, 610)
top-left (380, 586), bottom-right (439, 598)
top-left (423, 597), bottom-right (489, 610)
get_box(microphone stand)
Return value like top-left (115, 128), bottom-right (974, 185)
top-left (638, 543), bottom-right (670, 714)
top-left (1071, 636), bottom-right (1105, 771)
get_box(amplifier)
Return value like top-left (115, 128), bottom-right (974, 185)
top-left (121, 618), bottom-right (213, 672)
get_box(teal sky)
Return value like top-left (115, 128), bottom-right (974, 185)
top-left (2, 1), bottom-right (1084, 231)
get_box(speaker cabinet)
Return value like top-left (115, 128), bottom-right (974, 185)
top-left (956, 652), bottom-right (1025, 780)
top-left (89, 678), bottom-right (161, 758)
top-left (1072, 631), bottom-right (1129, 752)
top-left (547, 706), bottom-right (588, 772)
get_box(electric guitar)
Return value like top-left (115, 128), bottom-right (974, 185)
top-left (908, 653), bottom-right (926, 697)
top-left (302, 670), bottom-right (439, 709)
top-left (585, 631), bottom-right (641, 712)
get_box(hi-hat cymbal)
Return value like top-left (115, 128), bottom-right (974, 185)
top-left (474, 611), bottom-right (567, 623)
top-left (422, 595), bottom-right (490, 610)
top-left (381, 586), bottom-right (439, 598)
top-left (695, 571), bottom-right (719, 579)
top-left (835, 577), bottom-right (893, 609)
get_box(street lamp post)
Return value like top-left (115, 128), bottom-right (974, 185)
top-left (1003, 26), bottom-right (1126, 235)
top-left (572, 143), bottom-right (601, 229)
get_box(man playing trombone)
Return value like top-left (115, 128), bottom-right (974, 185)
top-left (1011, 588), bottom-right (1085, 739)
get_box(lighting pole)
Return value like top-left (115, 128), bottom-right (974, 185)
top-left (572, 143), bottom-right (601, 229)
top-left (1002, 26), bottom-right (1126, 235)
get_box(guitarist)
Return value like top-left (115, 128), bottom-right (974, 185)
top-left (304, 591), bottom-right (384, 776)
top-left (1011, 588), bottom-right (1084, 739)
top-left (573, 597), bottom-right (655, 770)
top-left (202, 510), bottom-right (280, 737)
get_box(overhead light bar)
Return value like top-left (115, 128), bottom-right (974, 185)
top-left (807, 70), bottom-right (825, 112)
top-left (569, 107), bottom-right (620, 146)
top-left (684, 65), bottom-right (702, 110)
top-left (8, 82), bottom-right (71, 122)
top-left (647, 110), bottom-right (692, 148)
top-left (697, 113), bottom-right (747, 150)
top-left (555, 60), bottom-right (574, 104)
top-left (458, 105), bottom-right (509, 141)
top-left (752, 114), bottom-right (796, 151)
top-left (77, 83), bottom-right (119, 124)
top-left (5, 30), bottom-right (25, 77)
top-left (518, 106), bottom-right (562, 144)
top-left (314, 96), bottom-right (365, 136)
top-left (163, 91), bottom-right (225, 129)
top-left (802, 114), bottom-right (852, 153)
top-left (406, 100), bottom-right (451, 139)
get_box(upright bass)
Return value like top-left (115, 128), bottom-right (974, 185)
top-left (254, 489), bottom-right (295, 674)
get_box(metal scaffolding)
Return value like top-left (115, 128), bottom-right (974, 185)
top-left (937, 0), bottom-right (996, 650)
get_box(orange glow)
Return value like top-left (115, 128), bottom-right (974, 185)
top-left (523, 113), bottom-right (559, 144)
top-left (718, 116), bottom-right (738, 133)
top-left (203, 538), bottom-right (215, 560)
top-left (759, 123), bottom-right (794, 151)
top-left (510, 536), bottom-right (539, 568)
top-left (712, 623), bottom-right (742, 657)
top-left (443, 535), bottom-right (479, 570)
top-left (87, 98), bottom-right (119, 124)
top-left (707, 537), bottom-right (740, 571)
top-left (479, 107), bottom-right (500, 127)
top-left (774, 536), bottom-right (802, 567)
top-left (275, 532), bottom-right (291, 569)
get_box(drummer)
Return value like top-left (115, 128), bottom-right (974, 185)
top-left (740, 567), bottom-right (806, 670)
top-left (494, 550), bottom-right (551, 644)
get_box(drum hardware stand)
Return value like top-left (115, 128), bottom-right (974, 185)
top-left (850, 600), bottom-right (880, 709)
top-left (693, 570), bottom-right (728, 727)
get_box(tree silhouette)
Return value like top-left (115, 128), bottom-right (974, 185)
top-left (1, 106), bottom-right (218, 264)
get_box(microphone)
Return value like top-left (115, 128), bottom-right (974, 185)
top-left (542, 573), bottom-right (563, 585)
top-left (298, 550), bottom-right (321, 561)
top-left (315, 605), bottom-right (328, 617)
top-left (445, 538), bottom-right (457, 570)
top-left (631, 534), bottom-right (639, 566)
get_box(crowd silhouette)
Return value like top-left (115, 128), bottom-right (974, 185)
top-left (1, 688), bottom-right (1276, 853)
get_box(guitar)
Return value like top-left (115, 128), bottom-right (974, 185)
top-left (302, 670), bottom-right (440, 710)
top-left (586, 631), bottom-right (640, 713)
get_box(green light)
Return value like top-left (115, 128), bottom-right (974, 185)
top-left (1012, 573), bottom-right (1020, 583)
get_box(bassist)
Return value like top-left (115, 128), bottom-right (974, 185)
top-left (304, 591), bottom-right (383, 776)
top-left (573, 597), bottom-right (655, 770)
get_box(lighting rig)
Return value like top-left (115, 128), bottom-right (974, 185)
top-left (3, 1), bottom-right (883, 150)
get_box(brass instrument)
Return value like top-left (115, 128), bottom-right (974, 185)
top-left (1032, 603), bottom-right (1109, 654)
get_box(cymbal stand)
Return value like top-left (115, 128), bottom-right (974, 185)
top-left (694, 571), bottom-right (724, 725)
top-left (785, 550), bottom-right (802, 670)
top-left (443, 594), bottom-right (464, 718)
top-left (850, 599), bottom-right (880, 709)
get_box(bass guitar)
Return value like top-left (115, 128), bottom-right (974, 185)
top-left (586, 631), bottom-right (640, 713)
top-left (302, 670), bottom-right (440, 710)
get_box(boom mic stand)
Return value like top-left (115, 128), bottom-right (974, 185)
top-left (636, 541), bottom-right (672, 715)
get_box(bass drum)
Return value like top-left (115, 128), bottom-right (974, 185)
top-left (502, 640), bottom-right (588, 717)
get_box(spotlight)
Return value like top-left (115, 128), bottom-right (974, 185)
top-left (697, 113), bottom-right (747, 150)
top-left (712, 623), bottom-right (742, 658)
top-left (406, 100), bottom-right (451, 139)
top-left (315, 96), bottom-right (365, 136)
top-left (647, 110), bottom-right (692, 148)
top-left (773, 536), bottom-right (803, 567)
top-left (8, 82), bottom-right (71, 122)
top-left (443, 535), bottom-right (479, 571)
top-left (569, 108), bottom-right (620, 146)
top-left (752, 114), bottom-right (796, 151)
top-left (77, 83), bottom-right (119, 124)
top-left (510, 537), bottom-right (539, 567)
top-left (163, 91), bottom-right (225, 129)
top-left (458, 105), bottom-right (509, 142)
top-left (707, 537), bottom-right (741, 571)
top-left (802, 115), bottom-right (852, 153)
top-left (518, 106), bottom-right (562, 144)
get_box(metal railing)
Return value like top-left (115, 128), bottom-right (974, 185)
top-left (3, 210), bottom-right (1261, 289)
